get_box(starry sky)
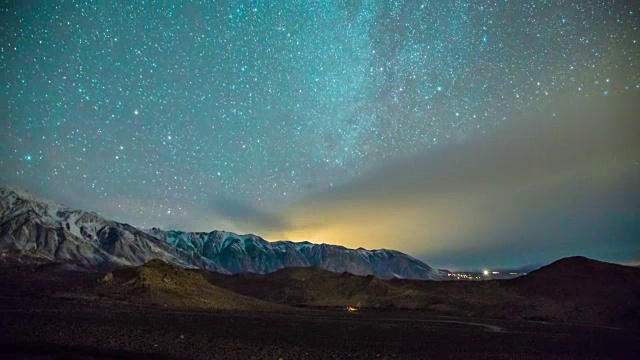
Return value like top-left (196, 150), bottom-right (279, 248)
top-left (1, 1), bottom-right (639, 269)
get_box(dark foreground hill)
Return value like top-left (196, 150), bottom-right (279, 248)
top-left (201, 266), bottom-right (427, 308)
top-left (0, 253), bottom-right (637, 329)
top-left (507, 256), bottom-right (640, 299)
top-left (205, 257), bottom-right (640, 329)
top-left (506, 256), bottom-right (640, 327)
top-left (1, 255), bottom-right (639, 359)
top-left (96, 259), bottom-right (287, 311)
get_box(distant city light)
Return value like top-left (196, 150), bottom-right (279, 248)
top-left (483, 270), bottom-right (489, 276)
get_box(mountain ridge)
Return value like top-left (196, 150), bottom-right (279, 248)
top-left (0, 186), bottom-right (445, 280)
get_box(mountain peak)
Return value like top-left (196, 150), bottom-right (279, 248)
top-left (537, 256), bottom-right (629, 274)
top-left (0, 185), bottom-right (445, 280)
top-left (0, 185), bottom-right (59, 207)
top-left (508, 255), bottom-right (640, 304)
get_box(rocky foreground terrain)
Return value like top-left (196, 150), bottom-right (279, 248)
top-left (201, 256), bottom-right (640, 329)
top-left (0, 254), bottom-right (639, 359)
top-left (96, 259), bottom-right (288, 311)
top-left (1, 252), bottom-right (639, 329)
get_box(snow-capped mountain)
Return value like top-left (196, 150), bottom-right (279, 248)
top-left (0, 186), bottom-right (445, 279)
top-left (145, 228), bottom-right (445, 279)
top-left (0, 186), bottom-right (192, 268)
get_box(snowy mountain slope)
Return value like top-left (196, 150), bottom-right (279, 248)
top-left (0, 186), bottom-right (191, 268)
top-left (0, 186), bottom-right (445, 279)
top-left (145, 229), bottom-right (446, 279)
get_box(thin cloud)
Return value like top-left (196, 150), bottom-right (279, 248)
top-left (274, 93), bottom-right (640, 264)
top-left (207, 195), bottom-right (291, 234)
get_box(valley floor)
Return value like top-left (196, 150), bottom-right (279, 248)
top-left (0, 298), bottom-right (638, 360)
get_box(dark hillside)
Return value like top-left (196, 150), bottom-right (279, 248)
top-left (506, 256), bottom-right (640, 328)
top-left (96, 259), bottom-right (286, 311)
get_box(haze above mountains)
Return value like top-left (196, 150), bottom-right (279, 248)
top-left (0, 186), bottom-right (445, 280)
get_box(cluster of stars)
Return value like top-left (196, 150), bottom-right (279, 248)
top-left (1, 1), bottom-right (638, 230)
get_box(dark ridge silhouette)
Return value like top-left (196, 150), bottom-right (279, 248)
top-left (507, 256), bottom-right (640, 328)
top-left (508, 256), bottom-right (640, 299)
top-left (203, 257), bottom-right (640, 329)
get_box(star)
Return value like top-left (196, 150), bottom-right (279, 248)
top-left (0, 0), bottom-right (637, 251)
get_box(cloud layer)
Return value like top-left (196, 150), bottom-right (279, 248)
top-left (255, 93), bottom-right (640, 268)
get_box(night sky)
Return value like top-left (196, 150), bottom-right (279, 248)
top-left (2, 1), bottom-right (639, 270)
